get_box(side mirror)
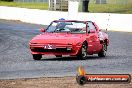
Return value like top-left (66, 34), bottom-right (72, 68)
top-left (88, 30), bottom-right (95, 33)
top-left (40, 28), bottom-right (45, 32)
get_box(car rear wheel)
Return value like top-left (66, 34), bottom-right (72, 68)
top-left (98, 43), bottom-right (107, 57)
top-left (55, 55), bottom-right (62, 57)
top-left (33, 54), bottom-right (42, 60)
top-left (77, 43), bottom-right (87, 60)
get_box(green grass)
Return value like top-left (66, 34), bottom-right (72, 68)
top-left (88, 3), bottom-right (132, 14)
top-left (79, 0), bottom-right (132, 14)
top-left (0, 1), bottom-right (48, 10)
top-left (0, 1), bottom-right (132, 13)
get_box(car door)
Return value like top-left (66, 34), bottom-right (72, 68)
top-left (86, 21), bottom-right (101, 53)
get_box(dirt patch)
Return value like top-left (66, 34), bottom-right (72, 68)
top-left (0, 76), bottom-right (131, 88)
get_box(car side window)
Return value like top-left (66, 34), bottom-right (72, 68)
top-left (88, 22), bottom-right (96, 31)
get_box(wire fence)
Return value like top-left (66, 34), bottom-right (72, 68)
top-left (10, 0), bottom-right (132, 13)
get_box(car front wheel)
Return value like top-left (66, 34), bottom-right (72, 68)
top-left (77, 43), bottom-right (87, 60)
top-left (98, 43), bottom-right (107, 57)
top-left (33, 54), bottom-right (42, 60)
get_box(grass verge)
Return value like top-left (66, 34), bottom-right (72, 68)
top-left (0, 1), bottom-right (132, 13)
top-left (0, 1), bottom-right (48, 10)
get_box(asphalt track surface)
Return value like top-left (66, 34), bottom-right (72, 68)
top-left (0, 19), bottom-right (132, 79)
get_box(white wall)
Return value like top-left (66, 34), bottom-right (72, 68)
top-left (0, 6), bottom-right (132, 32)
top-left (0, 6), bottom-right (68, 25)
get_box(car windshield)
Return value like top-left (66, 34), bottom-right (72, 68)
top-left (46, 21), bottom-right (86, 34)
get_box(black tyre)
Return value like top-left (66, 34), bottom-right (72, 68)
top-left (98, 43), bottom-right (107, 57)
top-left (77, 43), bottom-right (87, 60)
top-left (55, 55), bottom-right (62, 57)
top-left (33, 54), bottom-right (42, 60)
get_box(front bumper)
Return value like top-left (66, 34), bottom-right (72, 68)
top-left (29, 43), bottom-right (81, 55)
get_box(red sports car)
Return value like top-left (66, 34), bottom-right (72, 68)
top-left (29, 20), bottom-right (109, 60)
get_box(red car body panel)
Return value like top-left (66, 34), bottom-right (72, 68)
top-left (29, 20), bottom-right (109, 56)
top-left (29, 33), bottom-right (83, 55)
